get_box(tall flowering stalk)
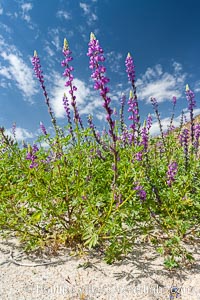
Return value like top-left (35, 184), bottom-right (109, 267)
top-left (141, 115), bottom-right (152, 153)
top-left (26, 144), bottom-right (39, 169)
top-left (134, 115), bottom-right (152, 162)
top-left (87, 33), bottom-right (116, 141)
top-left (87, 115), bottom-right (108, 152)
top-left (61, 39), bottom-right (83, 130)
top-left (12, 122), bottom-right (16, 140)
top-left (133, 182), bottom-right (146, 202)
top-left (120, 93), bottom-right (126, 134)
top-left (87, 32), bottom-right (118, 186)
top-left (185, 84), bottom-right (196, 146)
top-left (151, 97), bottom-right (166, 153)
top-left (166, 161), bottom-right (178, 187)
top-left (32, 51), bottom-right (58, 134)
top-left (63, 93), bottom-right (76, 144)
top-left (128, 90), bottom-right (140, 144)
top-left (179, 128), bottom-right (189, 170)
top-left (169, 96), bottom-right (177, 131)
top-left (39, 121), bottom-right (47, 136)
top-left (194, 124), bottom-right (200, 153)
top-left (125, 53), bottom-right (140, 139)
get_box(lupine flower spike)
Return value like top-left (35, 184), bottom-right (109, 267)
top-left (169, 96), bottom-right (177, 132)
top-left (62, 38), bottom-right (83, 130)
top-left (125, 52), bottom-right (140, 138)
top-left (179, 128), bottom-right (189, 170)
top-left (32, 51), bottom-right (58, 132)
top-left (87, 32), bottom-right (116, 142)
top-left (63, 93), bottom-right (76, 144)
top-left (120, 93), bottom-right (126, 134)
top-left (185, 84), bottom-right (196, 146)
top-left (167, 161), bottom-right (178, 187)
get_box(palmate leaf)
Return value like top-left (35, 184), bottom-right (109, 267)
top-left (83, 232), bottom-right (99, 249)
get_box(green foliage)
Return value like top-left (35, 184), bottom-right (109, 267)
top-left (0, 42), bottom-right (200, 270)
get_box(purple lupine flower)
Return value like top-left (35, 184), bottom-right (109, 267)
top-left (147, 114), bottom-right (152, 131)
top-left (40, 121), bottom-right (47, 135)
top-left (26, 144), bottom-right (39, 168)
top-left (186, 84), bottom-right (196, 111)
top-left (87, 32), bottom-right (116, 142)
top-left (194, 124), bottom-right (200, 140)
top-left (88, 114), bottom-right (101, 144)
top-left (62, 39), bottom-right (83, 129)
top-left (12, 122), bottom-right (16, 139)
top-left (140, 122), bottom-right (148, 152)
top-left (172, 96), bottom-right (177, 105)
top-left (125, 52), bottom-right (135, 83)
top-left (179, 128), bottom-right (189, 147)
top-left (185, 84), bottom-right (196, 144)
top-left (135, 151), bottom-right (143, 161)
top-left (194, 123), bottom-right (200, 151)
top-left (120, 93), bottom-right (126, 134)
top-left (151, 97), bottom-right (158, 110)
top-left (125, 52), bottom-right (140, 139)
top-left (166, 161), bottom-right (178, 187)
top-left (128, 90), bottom-right (140, 144)
top-left (32, 51), bottom-right (57, 129)
top-left (121, 126), bottom-right (129, 146)
top-left (134, 183), bottom-right (146, 201)
top-left (63, 93), bottom-right (75, 143)
top-left (169, 96), bottom-right (177, 132)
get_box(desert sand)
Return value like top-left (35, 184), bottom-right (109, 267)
top-left (0, 235), bottom-right (200, 300)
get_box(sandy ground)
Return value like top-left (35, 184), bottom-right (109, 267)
top-left (0, 235), bottom-right (200, 300)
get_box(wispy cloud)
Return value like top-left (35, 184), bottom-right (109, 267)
top-left (21, 2), bottom-right (33, 23)
top-left (5, 127), bottom-right (34, 141)
top-left (50, 72), bottom-right (104, 120)
top-left (48, 28), bottom-right (61, 51)
top-left (56, 10), bottom-right (71, 20)
top-left (150, 107), bottom-right (200, 136)
top-left (0, 7), bottom-right (3, 15)
top-left (0, 23), bottom-right (12, 34)
top-left (194, 80), bottom-right (200, 93)
top-left (0, 37), bottom-right (37, 101)
top-left (79, 2), bottom-right (98, 26)
top-left (136, 62), bottom-right (187, 103)
top-left (106, 51), bottom-right (123, 74)
top-left (80, 2), bottom-right (90, 14)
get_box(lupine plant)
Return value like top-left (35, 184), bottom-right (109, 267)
top-left (1, 33), bottom-right (200, 269)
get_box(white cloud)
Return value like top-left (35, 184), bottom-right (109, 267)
top-left (0, 36), bottom-right (37, 102)
top-left (0, 8), bottom-right (3, 15)
top-left (21, 2), bottom-right (33, 23)
top-left (48, 28), bottom-right (61, 51)
top-left (80, 2), bottom-right (90, 14)
top-left (0, 23), bottom-right (12, 34)
top-left (5, 127), bottom-right (34, 141)
top-left (194, 80), bottom-right (200, 93)
top-left (21, 3), bottom-right (33, 12)
top-left (50, 72), bottom-right (104, 120)
top-left (1, 52), bottom-right (37, 100)
top-left (0, 66), bottom-right (12, 79)
top-left (56, 10), bottom-right (71, 20)
top-left (150, 117), bottom-right (179, 136)
top-left (136, 62), bottom-right (186, 104)
top-left (149, 108), bottom-right (200, 136)
top-left (79, 2), bottom-right (98, 26)
top-left (44, 45), bottom-right (55, 57)
top-left (106, 51), bottom-right (123, 74)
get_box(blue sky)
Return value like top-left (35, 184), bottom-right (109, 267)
top-left (1, 0), bottom-right (200, 142)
